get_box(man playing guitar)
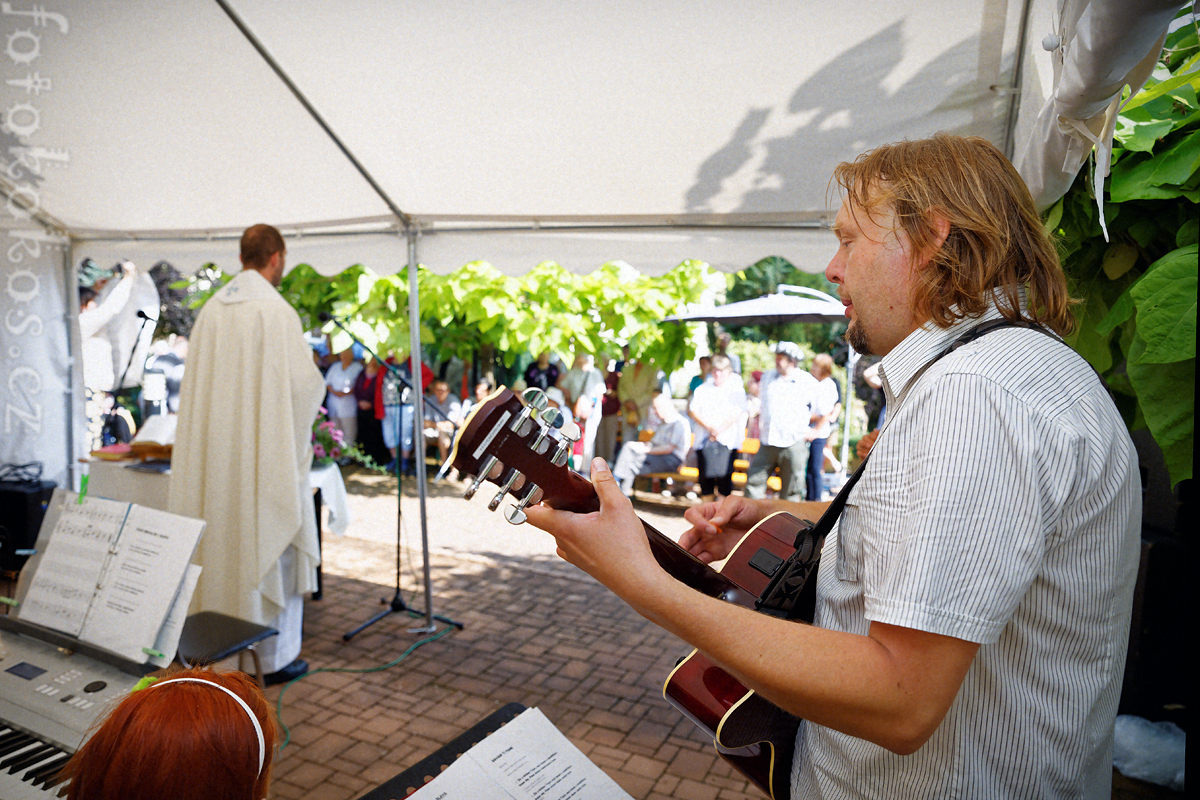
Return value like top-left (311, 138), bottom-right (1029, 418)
top-left (525, 135), bottom-right (1139, 798)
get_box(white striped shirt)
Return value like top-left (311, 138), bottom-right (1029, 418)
top-left (793, 301), bottom-right (1141, 798)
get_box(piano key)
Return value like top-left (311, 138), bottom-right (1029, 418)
top-left (7, 743), bottom-right (59, 774)
top-left (0, 767), bottom-right (71, 800)
top-left (11, 744), bottom-right (63, 779)
top-left (13, 746), bottom-right (66, 784)
top-left (0, 734), bottom-right (28, 753)
top-left (0, 743), bottom-right (69, 800)
top-left (0, 733), bottom-right (38, 758)
top-left (27, 752), bottom-right (70, 787)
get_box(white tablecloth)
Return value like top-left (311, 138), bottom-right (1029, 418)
top-left (308, 463), bottom-right (350, 535)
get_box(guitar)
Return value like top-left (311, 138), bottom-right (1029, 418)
top-left (449, 387), bottom-right (822, 800)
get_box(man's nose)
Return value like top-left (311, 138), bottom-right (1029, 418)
top-left (824, 253), bottom-right (843, 284)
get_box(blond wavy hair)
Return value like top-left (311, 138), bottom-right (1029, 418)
top-left (832, 134), bottom-right (1074, 336)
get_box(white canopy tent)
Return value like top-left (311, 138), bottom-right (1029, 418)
top-left (0, 0), bottom-right (1185, 490)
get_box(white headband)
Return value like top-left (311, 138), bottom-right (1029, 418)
top-left (150, 677), bottom-right (266, 775)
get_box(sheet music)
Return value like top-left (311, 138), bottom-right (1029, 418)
top-left (411, 707), bottom-right (633, 799)
top-left (80, 505), bottom-right (203, 663)
top-left (16, 494), bottom-right (129, 636)
top-left (149, 563), bottom-right (202, 669)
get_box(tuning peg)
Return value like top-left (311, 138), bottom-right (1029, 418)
top-left (462, 455), bottom-right (498, 500)
top-left (521, 387), bottom-right (549, 411)
top-left (530, 407), bottom-right (561, 455)
top-left (488, 467), bottom-right (524, 512)
top-left (530, 407), bottom-right (564, 453)
top-left (508, 388), bottom-right (548, 436)
top-left (552, 421), bottom-right (581, 466)
top-left (505, 483), bottom-right (542, 525)
top-left (539, 406), bottom-right (564, 429)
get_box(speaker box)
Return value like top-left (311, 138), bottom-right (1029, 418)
top-left (0, 479), bottom-right (56, 574)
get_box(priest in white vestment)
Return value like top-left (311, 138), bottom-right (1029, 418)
top-left (169, 224), bottom-right (325, 681)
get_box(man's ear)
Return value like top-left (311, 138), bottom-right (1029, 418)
top-left (911, 210), bottom-right (951, 271)
top-left (928, 211), bottom-right (951, 253)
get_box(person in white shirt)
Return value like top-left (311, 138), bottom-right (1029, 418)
top-left (805, 353), bottom-right (842, 500)
top-left (524, 134), bottom-right (1139, 799)
top-left (687, 355), bottom-right (747, 499)
top-left (323, 348), bottom-right (363, 455)
top-left (745, 341), bottom-right (818, 500)
top-left (558, 352), bottom-right (606, 474)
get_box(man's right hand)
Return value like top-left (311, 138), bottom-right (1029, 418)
top-left (679, 495), bottom-right (768, 564)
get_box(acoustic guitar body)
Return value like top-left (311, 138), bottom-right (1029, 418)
top-left (661, 512), bottom-right (809, 800)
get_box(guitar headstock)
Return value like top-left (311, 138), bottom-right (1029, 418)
top-left (448, 387), bottom-right (599, 523)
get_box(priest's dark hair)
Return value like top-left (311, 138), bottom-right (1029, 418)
top-left (240, 223), bottom-right (286, 270)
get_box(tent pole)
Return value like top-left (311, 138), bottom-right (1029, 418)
top-left (406, 228), bottom-right (437, 634)
top-left (63, 241), bottom-right (80, 492)
top-left (840, 346), bottom-right (859, 483)
top-left (999, 0), bottom-right (1037, 160)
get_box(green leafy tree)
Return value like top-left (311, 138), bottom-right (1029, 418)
top-left (175, 258), bottom-right (714, 376)
top-left (1046, 21), bottom-right (1198, 486)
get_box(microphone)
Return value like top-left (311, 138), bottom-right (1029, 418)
top-left (318, 312), bottom-right (334, 323)
top-left (137, 309), bottom-right (158, 322)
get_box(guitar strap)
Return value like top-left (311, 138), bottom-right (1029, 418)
top-left (754, 318), bottom-right (1060, 620)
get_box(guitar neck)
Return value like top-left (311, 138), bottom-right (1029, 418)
top-left (639, 519), bottom-right (757, 607)
top-left (451, 387), bottom-right (757, 607)
top-left (533, 467), bottom-right (757, 607)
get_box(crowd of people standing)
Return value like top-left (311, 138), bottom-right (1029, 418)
top-left (516, 341), bottom-right (844, 503)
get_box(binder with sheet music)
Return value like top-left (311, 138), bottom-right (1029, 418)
top-left (10, 488), bottom-right (204, 667)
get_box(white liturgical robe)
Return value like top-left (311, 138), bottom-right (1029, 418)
top-left (169, 268), bottom-right (324, 671)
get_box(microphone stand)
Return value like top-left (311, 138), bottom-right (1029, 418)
top-left (318, 314), bottom-right (462, 640)
top-left (102, 311), bottom-right (154, 444)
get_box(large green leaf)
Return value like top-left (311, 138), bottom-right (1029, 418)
top-left (1101, 241), bottom-right (1139, 279)
top-left (1149, 131), bottom-right (1200, 186)
top-left (1115, 118), bottom-right (1175, 153)
top-left (1127, 331), bottom-right (1195, 486)
top-left (1120, 56), bottom-right (1200, 113)
top-left (1110, 131), bottom-right (1200, 202)
top-left (1179, 217), bottom-right (1199, 247)
top-left (1096, 290), bottom-right (1135, 336)
top-left (1069, 290), bottom-right (1115, 373)
top-left (1129, 244), bottom-right (1198, 363)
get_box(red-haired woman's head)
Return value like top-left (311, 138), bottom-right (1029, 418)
top-left (60, 668), bottom-right (275, 800)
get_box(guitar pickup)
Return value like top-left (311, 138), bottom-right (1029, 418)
top-left (747, 547), bottom-right (784, 578)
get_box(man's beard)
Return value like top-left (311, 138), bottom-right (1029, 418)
top-left (845, 319), bottom-right (873, 355)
